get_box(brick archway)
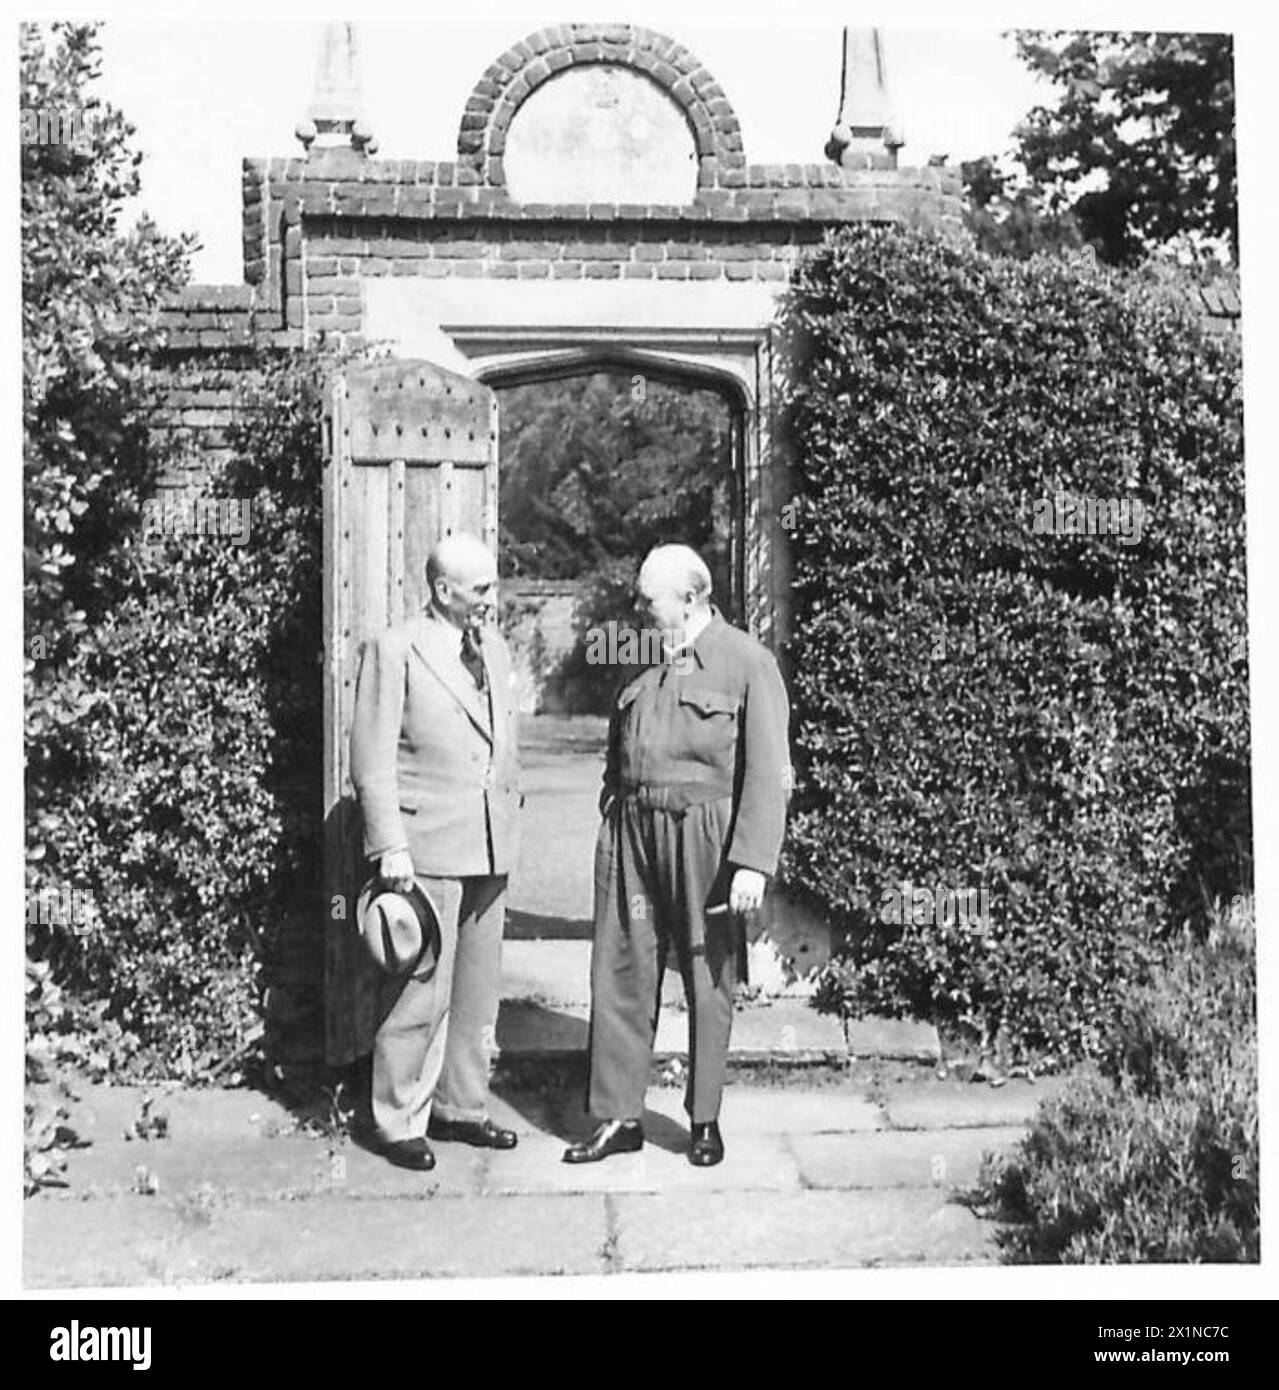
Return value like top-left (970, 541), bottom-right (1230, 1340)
top-left (457, 24), bottom-right (746, 190)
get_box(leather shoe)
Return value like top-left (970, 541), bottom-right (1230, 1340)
top-left (562, 1120), bottom-right (644, 1164)
top-left (369, 1135), bottom-right (436, 1171)
top-left (688, 1121), bottom-right (724, 1167)
top-left (427, 1115), bottom-right (518, 1150)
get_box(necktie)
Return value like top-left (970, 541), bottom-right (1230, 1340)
top-left (460, 626), bottom-right (487, 693)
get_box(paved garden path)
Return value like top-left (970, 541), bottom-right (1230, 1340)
top-left (25, 1068), bottom-right (1066, 1286)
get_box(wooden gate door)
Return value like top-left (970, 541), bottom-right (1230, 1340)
top-left (322, 359), bottom-right (499, 1065)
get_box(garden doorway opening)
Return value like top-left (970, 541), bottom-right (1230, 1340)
top-left (491, 363), bottom-right (742, 964)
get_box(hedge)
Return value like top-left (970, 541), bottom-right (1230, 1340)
top-left (25, 351), bottom-right (334, 1081)
top-left (777, 225), bottom-right (1249, 1066)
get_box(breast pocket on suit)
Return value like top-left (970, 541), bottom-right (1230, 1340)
top-left (677, 686), bottom-right (740, 766)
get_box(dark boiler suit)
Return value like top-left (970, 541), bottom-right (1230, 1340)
top-left (588, 610), bottom-right (791, 1124)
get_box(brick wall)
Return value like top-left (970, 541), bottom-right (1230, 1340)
top-left (152, 145), bottom-right (969, 486)
top-left (227, 152), bottom-right (968, 345)
top-left (158, 153), bottom-right (1240, 366)
top-left (145, 351), bottom-right (292, 494)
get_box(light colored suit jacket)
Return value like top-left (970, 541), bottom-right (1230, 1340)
top-left (349, 611), bottom-right (521, 878)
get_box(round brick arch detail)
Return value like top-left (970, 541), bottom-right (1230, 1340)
top-left (457, 24), bottom-right (746, 191)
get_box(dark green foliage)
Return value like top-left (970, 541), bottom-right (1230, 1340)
top-left (780, 224), bottom-right (1248, 1066)
top-left (22, 26), bottom-right (195, 1049)
top-left (977, 904), bottom-right (1257, 1262)
top-left (27, 351), bottom-right (335, 1081)
top-left (22, 21), bottom-right (194, 722)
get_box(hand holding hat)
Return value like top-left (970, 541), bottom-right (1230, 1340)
top-left (355, 874), bottom-right (440, 976)
top-left (379, 848), bottom-right (416, 894)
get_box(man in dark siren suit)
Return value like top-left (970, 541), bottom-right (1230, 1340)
top-left (564, 545), bottom-right (791, 1167)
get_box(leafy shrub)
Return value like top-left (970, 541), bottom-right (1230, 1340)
top-left (23, 21), bottom-right (192, 815)
top-left (26, 350), bottom-right (336, 1081)
top-left (975, 899), bottom-right (1258, 1261)
top-left (778, 224), bottom-right (1248, 1065)
top-left (25, 960), bottom-right (89, 1195)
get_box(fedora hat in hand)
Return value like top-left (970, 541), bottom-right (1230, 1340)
top-left (355, 878), bottom-right (440, 976)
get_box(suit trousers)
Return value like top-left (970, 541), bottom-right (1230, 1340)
top-left (371, 873), bottom-right (505, 1143)
top-left (587, 794), bottom-right (737, 1125)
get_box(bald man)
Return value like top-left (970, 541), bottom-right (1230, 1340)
top-left (564, 545), bottom-right (791, 1168)
top-left (349, 533), bottom-right (521, 1170)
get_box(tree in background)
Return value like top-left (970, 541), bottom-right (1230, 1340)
top-left (497, 371), bottom-right (734, 590)
top-left (961, 154), bottom-right (1085, 260)
top-left (496, 371), bottom-right (736, 710)
top-left (965, 31), bottom-right (1236, 267)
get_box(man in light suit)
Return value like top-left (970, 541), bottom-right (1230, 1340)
top-left (349, 532), bottom-right (520, 1170)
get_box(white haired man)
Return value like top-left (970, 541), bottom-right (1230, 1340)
top-left (349, 532), bottom-right (521, 1170)
top-left (564, 544), bottom-right (791, 1167)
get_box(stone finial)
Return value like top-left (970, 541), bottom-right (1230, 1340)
top-left (826, 27), bottom-right (902, 170)
top-left (296, 21), bottom-right (376, 155)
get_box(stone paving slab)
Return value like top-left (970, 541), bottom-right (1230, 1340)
top-left (879, 1076), bottom-right (1070, 1130)
top-left (659, 1000), bottom-right (847, 1057)
top-left (502, 940), bottom-right (683, 1008)
top-left (56, 1110), bottom-right (1019, 1205)
top-left (496, 997), bottom-right (850, 1059)
top-left (612, 1188), bottom-right (996, 1272)
top-left (54, 1090), bottom-right (558, 1201)
top-left (25, 1198), bottom-right (199, 1288)
top-left (477, 1131), bottom-right (803, 1196)
top-left (51, 1133), bottom-right (334, 1200)
top-left (198, 1194), bottom-right (610, 1283)
top-left (322, 1142), bottom-right (488, 1199)
top-left (496, 988), bottom-right (943, 1065)
top-left (642, 1085), bottom-right (886, 1134)
top-left (54, 1131), bottom-right (488, 1203)
top-left (62, 1084), bottom-right (296, 1143)
top-left (789, 1126), bottom-right (1027, 1191)
top-left (26, 1193), bottom-right (611, 1286)
top-left (845, 1017), bottom-right (939, 1060)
